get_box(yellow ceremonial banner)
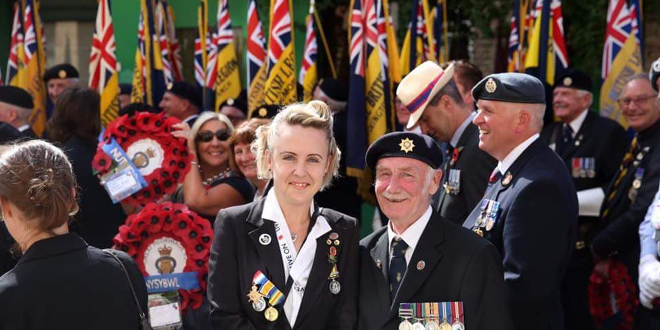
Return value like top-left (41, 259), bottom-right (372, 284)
top-left (100, 74), bottom-right (120, 126)
top-left (131, 48), bottom-right (145, 103)
top-left (600, 35), bottom-right (642, 128)
top-left (399, 0), bottom-right (436, 75)
top-left (248, 65), bottom-right (267, 117)
top-left (365, 48), bottom-right (387, 145)
top-left (9, 46), bottom-right (28, 88)
top-left (264, 44), bottom-right (297, 105)
top-left (301, 62), bottom-right (317, 102)
top-left (214, 43), bottom-right (241, 111)
top-left (25, 57), bottom-right (47, 136)
top-left (383, 0), bottom-right (401, 84)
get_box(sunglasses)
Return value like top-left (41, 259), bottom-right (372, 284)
top-left (196, 129), bottom-right (232, 142)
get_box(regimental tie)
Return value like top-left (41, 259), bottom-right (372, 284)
top-left (602, 136), bottom-right (638, 218)
top-left (556, 124), bottom-right (573, 155)
top-left (389, 237), bottom-right (408, 301)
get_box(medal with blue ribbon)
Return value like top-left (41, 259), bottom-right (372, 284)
top-left (439, 302), bottom-right (452, 330)
top-left (485, 201), bottom-right (500, 232)
top-left (629, 168), bottom-right (645, 202)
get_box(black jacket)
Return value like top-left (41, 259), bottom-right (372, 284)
top-left (437, 122), bottom-right (497, 225)
top-left (359, 211), bottom-right (512, 330)
top-left (463, 139), bottom-right (578, 330)
top-left (207, 198), bottom-right (359, 330)
top-left (0, 233), bottom-right (148, 330)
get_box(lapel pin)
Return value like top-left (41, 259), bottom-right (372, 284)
top-left (376, 260), bottom-right (382, 269)
top-left (502, 172), bottom-right (513, 186)
top-left (329, 232), bottom-right (339, 240)
top-left (417, 260), bottom-right (425, 271)
top-left (259, 234), bottom-right (271, 245)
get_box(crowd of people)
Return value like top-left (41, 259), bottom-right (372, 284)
top-left (1, 54), bottom-right (660, 330)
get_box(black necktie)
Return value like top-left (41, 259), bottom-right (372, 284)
top-left (389, 237), bottom-right (408, 301)
top-left (556, 124), bottom-right (573, 155)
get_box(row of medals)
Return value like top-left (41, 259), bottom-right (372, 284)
top-left (399, 317), bottom-right (464, 330)
top-left (246, 232), bottom-right (343, 322)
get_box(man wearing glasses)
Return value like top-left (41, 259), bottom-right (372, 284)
top-left (591, 74), bottom-right (660, 327)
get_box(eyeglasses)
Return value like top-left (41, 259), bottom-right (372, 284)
top-left (617, 94), bottom-right (656, 107)
top-left (196, 129), bottom-right (232, 142)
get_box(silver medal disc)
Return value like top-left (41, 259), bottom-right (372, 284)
top-left (412, 322), bottom-right (426, 330)
top-left (451, 321), bottom-right (465, 330)
top-left (399, 320), bottom-right (413, 330)
top-left (252, 297), bottom-right (266, 312)
top-left (329, 279), bottom-right (341, 295)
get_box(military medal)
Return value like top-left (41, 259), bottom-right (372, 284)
top-left (501, 172), bottom-right (513, 186)
top-left (485, 201), bottom-right (500, 232)
top-left (327, 233), bottom-right (341, 295)
top-left (629, 168), bottom-right (644, 201)
top-left (444, 169), bottom-right (461, 195)
top-left (412, 303), bottom-right (424, 330)
top-left (450, 301), bottom-right (465, 330)
top-left (439, 302), bottom-right (452, 330)
top-left (264, 306), bottom-right (279, 322)
top-left (399, 303), bottom-right (414, 330)
top-left (247, 284), bottom-right (267, 312)
top-left (424, 303), bottom-right (440, 330)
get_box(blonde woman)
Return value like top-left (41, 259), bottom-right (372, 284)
top-left (171, 112), bottom-right (254, 221)
top-left (208, 101), bottom-right (359, 330)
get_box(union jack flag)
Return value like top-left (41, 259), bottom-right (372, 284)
top-left (23, 2), bottom-right (38, 62)
top-left (164, 3), bottom-right (183, 81)
top-left (156, 1), bottom-right (174, 84)
top-left (551, 0), bottom-right (569, 72)
top-left (266, 0), bottom-right (292, 77)
top-left (206, 0), bottom-right (234, 90)
top-left (246, 0), bottom-right (266, 87)
top-left (375, 0), bottom-right (389, 78)
top-left (89, 0), bottom-right (117, 91)
top-left (5, 2), bottom-right (23, 85)
top-left (507, 0), bottom-right (521, 71)
top-left (346, 0), bottom-right (367, 172)
top-left (601, 0), bottom-right (635, 79)
top-left (194, 35), bottom-right (208, 87)
top-left (349, 0), bottom-right (365, 77)
top-left (299, 1), bottom-right (317, 84)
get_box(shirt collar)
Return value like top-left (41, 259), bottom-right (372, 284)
top-left (498, 134), bottom-right (539, 174)
top-left (182, 114), bottom-right (198, 125)
top-left (387, 206), bottom-right (433, 253)
top-left (566, 109), bottom-right (589, 137)
top-left (450, 113), bottom-right (476, 148)
top-left (17, 124), bottom-right (30, 132)
top-left (262, 188), bottom-right (314, 224)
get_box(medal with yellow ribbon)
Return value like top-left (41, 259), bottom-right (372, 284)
top-left (251, 271), bottom-right (286, 322)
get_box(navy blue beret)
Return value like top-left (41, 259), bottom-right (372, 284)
top-left (0, 86), bottom-right (34, 109)
top-left (555, 69), bottom-right (592, 92)
top-left (119, 83), bottom-right (133, 95)
top-left (166, 81), bottom-right (202, 110)
top-left (44, 63), bottom-right (79, 83)
top-left (366, 132), bottom-right (443, 170)
top-left (251, 104), bottom-right (279, 119)
top-left (221, 89), bottom-right (248, 114)
top-left (472, 73), bottom-right (545, 104)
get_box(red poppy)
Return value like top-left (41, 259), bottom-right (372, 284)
top-left (92, 149), bottom-right (113, 173)
top-left (588, 259), bottom-right (637, 330)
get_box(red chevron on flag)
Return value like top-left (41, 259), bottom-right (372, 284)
top-left (89, 0), bottom-right (117, 91)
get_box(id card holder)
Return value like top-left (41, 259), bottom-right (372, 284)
top-left (148, 291), bottom-right (183, 329)
top-left (100, 162), bottom-right (144, 204)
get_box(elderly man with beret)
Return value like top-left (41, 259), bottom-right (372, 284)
top-left (462, 73), bottom-right (578, 330)
top-left (0, 86), bottom-right (36, 138)
top-left (540, 68), bottom-right (628, 330)
top-left (358, 131), bottom-right (512, 330)
top-left (159, 81), bottom-right (203, 127)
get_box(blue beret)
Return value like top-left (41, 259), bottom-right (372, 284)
top-left (0, 86), bottom-right (33, 109)
top-left (366, 132), bottom-right (443, 170)
top-left (555, 69), bottom-right (592, 92)
top-left (44, 63), bottom-right (79, 83)
top-left (472, 73), bottom-right (545, 104)
top-left (166, 81), bottom-right (202, 110)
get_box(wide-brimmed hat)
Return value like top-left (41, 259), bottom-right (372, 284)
top-left (396, 61), bottom-right (455, 129)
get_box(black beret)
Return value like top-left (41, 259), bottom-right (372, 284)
top-left (251, 104), bottom-right (279, 119)
top-left (118, 103), bottom-right (161, 118)
top-left (119, 83), bottom-right (133, 95)
top-left (0, 122), bottom-right (22, 144)
top-left (472, 73), bottom-right (545, 104)
top-left (44, 63), bottom-right (79, 83)
top-left (0, 86), bottom-right (34, 109)
top-left (318, 78), bottom-right (348, 102)
top-left (221, 89), bottom-right (248, 114)
top-left (554, 68), bottom-right (592, 92)
top-left (166, 81), bottom-right (202, 110)
top-left (366, 131), bottom-right (443, 171)
top-left (650, 56), bottom-right (660, 92)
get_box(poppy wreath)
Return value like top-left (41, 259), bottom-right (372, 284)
top-left (588, 259), bottom-right (638, 330)
top-left (92, 112), bottom-right (192, 206)
top-left (113, 202), bottom-right (214, 312)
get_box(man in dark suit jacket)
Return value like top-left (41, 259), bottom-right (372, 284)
top-left (541, 69), bottom-right (628, 330)
top-left (463, 73), bottom-right (578, 330)
top-left (0, 86), bottom-right (36, 138)
top-left (359, 131), bottom-right (512, 330)
top-left (592, 75), bottom-right (660, 327)
top-left (159, 81), bottom-right (202, 127)
top-left (397, 61), bottom-right (496, 225)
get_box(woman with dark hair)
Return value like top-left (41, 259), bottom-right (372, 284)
top-left (0, 140), bottom-right (148, 329)
top-left (228, 118), bottom-right (271, 200)
top-left (46, 87), bottom-right (124, 248)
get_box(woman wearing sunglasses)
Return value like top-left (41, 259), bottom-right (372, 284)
top-left (172, 112), bottom-right (254, 221)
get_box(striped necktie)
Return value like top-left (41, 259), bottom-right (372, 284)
top-left (602, 136), bottom-right (638, 218)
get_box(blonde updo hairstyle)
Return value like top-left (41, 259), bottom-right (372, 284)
top-left (0, 140), bottom-right (79, 233)
top-left (252, 101), bottom-right (341, 190)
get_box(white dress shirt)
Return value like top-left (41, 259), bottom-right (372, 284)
top-left (386, 206), bottom-right (433, 266)
top-left (566, 109), bottom-right (589, 138)
top-left (497, 134), bottom-right (540, 174)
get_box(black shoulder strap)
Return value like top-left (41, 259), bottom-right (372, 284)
top-left (103, 249), bottom-right (153, 330)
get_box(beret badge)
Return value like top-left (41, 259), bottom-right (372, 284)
top-left (485, 78), bottom-right (497, 93)
top-left (399, 138), bottom-right (415, 153)
top-left (58, 70), bottom-right (67, 79)
top-left (563, 77), bottom-right (572, 86)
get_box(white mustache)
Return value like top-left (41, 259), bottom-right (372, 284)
top-left (380, 190), bottom-right (411, 201)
